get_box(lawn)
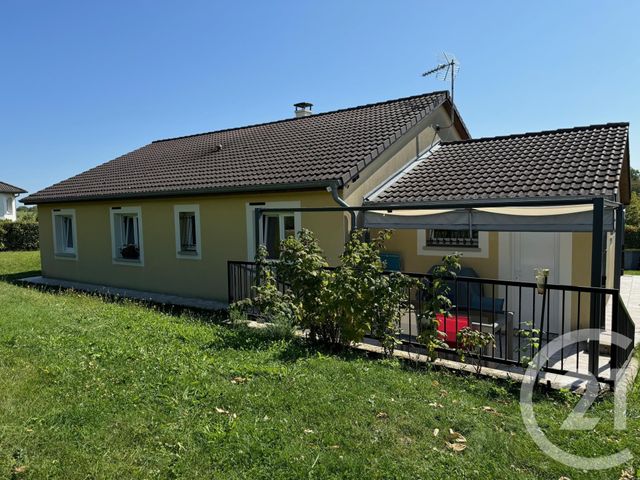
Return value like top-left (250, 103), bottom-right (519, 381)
top-left (0, 251), bottom-right (638, 479)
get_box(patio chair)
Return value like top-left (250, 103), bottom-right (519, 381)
top-left (426, 265), bottom-right (504, 313)
top-left (424, 265), bottom-right (509, 357)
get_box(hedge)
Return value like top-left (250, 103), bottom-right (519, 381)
top-left (0, 220), bottom-right (39, 251)
top-left (625, 225), bottom-right (640, 250)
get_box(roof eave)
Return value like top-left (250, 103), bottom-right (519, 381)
top-left (21, 179), bottom-right (342, 205)
top-left (338, 92), bottom-right (451, 186)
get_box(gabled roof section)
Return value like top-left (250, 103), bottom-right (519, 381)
top-left (0, 181), bottom-right (26, 194)
top-left (365, 123), bottom-right (630, 205)
top-left (23, 91), bottom-right (454, 204)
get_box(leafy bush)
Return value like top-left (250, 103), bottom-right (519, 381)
top-left (625, 225), bottom-right (640, 249)
top-left (456, 327), bottom-right (495, 375)
top-left (332, 230), bottom-right (418, 353)
top-left (417, 254), bottom-right (461, 359)
top-left (276, 230), bottom-right (335, 343)
top-left (235, 228), bottom-right (419, 353)
top-left (0, 220), bottom-right (39, 251)
top-left (16, 207), bottom-right (38, 222)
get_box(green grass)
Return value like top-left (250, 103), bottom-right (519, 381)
top-left (0, 251), bottom-right (638, 479)
top-left (625, 270), bottom-right (640, 276)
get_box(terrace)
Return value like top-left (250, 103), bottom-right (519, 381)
top-left (229, 195), bottom-right (637, 389)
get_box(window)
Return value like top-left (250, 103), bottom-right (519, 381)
top-left (6, 197), bottom-right (13, 215)
top-left (174, 205), bottom-right (201, 259)
top-left (417, 228), bottom-right (489, 259)
top-left (110, 206), bottom-right (144, 265)
top-left (263, 213), bottom-right (295, 259)
top-left (426, 229), bottom-right (479, 248)
top-left (52, 209), bottom-right (77, 258)
top-left (245, 201), bottom-right (301, 261)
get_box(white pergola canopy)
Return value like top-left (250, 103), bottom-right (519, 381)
top-left (364, 204), bottom-right (616, 232)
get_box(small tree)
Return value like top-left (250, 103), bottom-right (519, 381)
top-left (626, 191), bottom-right (640, 226)
top-left (333, 230), bottom-right (418, 354)
top-left (417, 254), bottom-right (461, 359)
top-left (456, 327), bottom-right (495, 375)
top-left (276, 229), bottom-right (336, 344)
top-left (232, 245), bottom-right (301, 327)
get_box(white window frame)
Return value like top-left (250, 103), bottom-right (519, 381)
top-left (110, 206), bottom-right (144, 266)
top-left (51, 208), bottom-right (78, 260)
top-left (6, 196), bottom-right (14, 215)
top-left (246, 201), bottom-right (301, 261)
top-left (417, 229), bottom-right (489, 259)
top-left (174, 204), bottom-right (202, 260)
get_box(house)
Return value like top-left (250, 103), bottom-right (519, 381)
top-left (22, 91), bottom-right (630, 307)
top-left (0, 181), bottom-right (26, 221)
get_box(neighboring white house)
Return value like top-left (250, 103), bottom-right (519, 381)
top-left (0, 181), bottom-right (27, 221)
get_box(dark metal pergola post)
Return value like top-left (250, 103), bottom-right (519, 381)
top-left (614, 204), bottom-right (624, 290)
top-left (588, 197), bottom-right (605, 376)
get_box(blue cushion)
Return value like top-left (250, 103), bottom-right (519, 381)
top-left (426, 264), bottom-right (505, 313)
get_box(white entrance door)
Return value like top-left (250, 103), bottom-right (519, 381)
top-left (511, 232), bottom-right (566, 336)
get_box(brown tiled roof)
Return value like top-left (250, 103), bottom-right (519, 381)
top-left (23, 91), bottom-right (451, 204)
top-left (365, 123), bottom-right (630, 205)
top-left (0, 181), bottom-right (26, 194)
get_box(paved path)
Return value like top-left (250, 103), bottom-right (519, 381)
top-left (619, 275), bottom-right (640, 345)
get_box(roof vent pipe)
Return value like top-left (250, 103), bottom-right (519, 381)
top-left (294, 102), bottom-right (313, 118)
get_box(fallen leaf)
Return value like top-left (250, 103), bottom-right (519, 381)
top-left (304, 429), bottom-right (314, 434)
top-left (558, 477), bottom-right (571, 480)
top-left (446, 429), bottom-right (467, 444)
top-left (619, 469), bottom-right (634, 480)
top-left (376, 411), bottom-right (389, 419)
top-left (428, 402), bottom-right (444, 408)
top-left (12, 465), bottom-right (27, 474)
top-left (433, 428), bottom-right (440, 437)
top-left (329, 445), bottom-right (340, 449)
top-left (446, 442), bottom-right (467, 452)
top-left (214, 407), bottom-right (237, 419)
top-left (482, 406), bottom-right (498, 414)
top-left (231, 376), bottom-right (248, 384)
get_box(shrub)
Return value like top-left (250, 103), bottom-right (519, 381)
top-left (234, 228), bottom-right (420, 353)
top-left (0, 220), bottom-right (39, 251)
top-left (417, 254), bottom-right (461, 359)
top-left (625, 225), bottom-right (640, 249)
top-left (456, 327), bottom-right (495, 375)
top-left (332, 230), bottom-right (418, 353)
top-left (276, 229), bottom-right (335, 343)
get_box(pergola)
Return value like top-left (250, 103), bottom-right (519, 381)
top-left (253, 195), bottom-right (625, 374)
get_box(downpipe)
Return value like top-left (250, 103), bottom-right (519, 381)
top-left (327, 183), bottom-right (357, 233)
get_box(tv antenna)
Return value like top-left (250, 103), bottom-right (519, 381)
top-left (421, 52), bottom-right (460, 127)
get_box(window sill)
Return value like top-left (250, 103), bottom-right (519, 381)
top-left (177, 250), bottom-right (201, 260)
top-left (422, 245), bottom-right (482, 253)
top-left (112, 257), bottom-right (144, 267)
top-left (54, 252), bottom-right (78, 261)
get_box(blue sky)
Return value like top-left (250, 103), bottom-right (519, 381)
top-left (1, 1), bottom-right (638, 200)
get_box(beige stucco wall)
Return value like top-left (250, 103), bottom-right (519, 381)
top-left (38, 190), bottom-right (344, 303)
top-left (343, 106), bottom-right (463, 207)
top-left (378, 229), bottom-right (500, 278)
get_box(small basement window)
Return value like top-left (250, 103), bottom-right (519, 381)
top-left (174, 205), bottom-right (201, 259)
top-left (52, 209), bottom-right (77, 258)
top-left (111, 206), bottom-right (143, 264)
top-left (426, 229), bottom-right (479, 248)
